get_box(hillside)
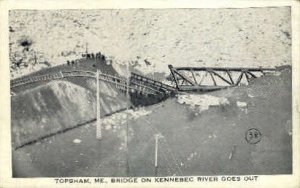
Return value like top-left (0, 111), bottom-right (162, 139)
top-left (11, 79), bottom-right (130, 149)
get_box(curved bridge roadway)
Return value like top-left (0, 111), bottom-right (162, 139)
top-left (10, 70), bottom-right (176, 97)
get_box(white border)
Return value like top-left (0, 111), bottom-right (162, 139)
top-left (0, 0), bottom-right (299, 188)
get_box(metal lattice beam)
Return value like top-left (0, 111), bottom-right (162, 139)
top-left (168, 65), bottom-right (276, 92)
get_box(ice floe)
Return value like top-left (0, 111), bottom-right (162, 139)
top-left (177, 94), bottom-right (230, 113)
top-left (73, 139), bottom-right (82, 144)
top-left (236, 101), bottom-right (247, 108)
top-left (102, 108), bottom-right (152, 130)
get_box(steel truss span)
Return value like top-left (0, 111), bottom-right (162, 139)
top-left (168, 65), bottom-right (276, 92)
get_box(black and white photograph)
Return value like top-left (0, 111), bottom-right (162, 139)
top-left (1, 1), bottom-right (298, 185)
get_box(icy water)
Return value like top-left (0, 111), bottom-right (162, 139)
top-left (13, 69), bottom-right (292, 176)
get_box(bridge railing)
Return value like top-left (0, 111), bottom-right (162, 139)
top-left (11, 73), bottom-right (62, 87)
top-left (131, 72), bottom-right (176, 92)
top-left (62, 70), bottom-right (165, 95)
top-left (11, 70), bottom-right (167, 96)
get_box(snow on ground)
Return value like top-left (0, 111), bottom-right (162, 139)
top-left (177, 94), bottom-right (230, 113)
top-left (9, 8), bottom-right (291, 78)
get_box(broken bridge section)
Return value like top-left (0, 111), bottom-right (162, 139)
top-left (168, 65), bottom-right (276, 92)
top-left (10, 65), bottom-right (277, 105)
top-left (10, 70), bottom-right (177, 105)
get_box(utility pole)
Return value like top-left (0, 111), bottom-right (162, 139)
top-left (86, 42), bottom-right (88, 54)
top-left (34, 51), bottom-right (37, 65)
top-left (154, 134), bottom-right (159, 176)
top-left (125, 62), bottom-right (131, 175)
top-left (96, 69), bottom-right (102, 140)
top-left (126, 63), bottom-right (130, 101)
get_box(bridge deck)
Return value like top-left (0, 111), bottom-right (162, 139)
top-left (11, 70), bottom-right (175, 97)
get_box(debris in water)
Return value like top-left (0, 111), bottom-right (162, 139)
top-left (228, 145), bottom-right (237, 160)
top-left (247, 89), bottom-right (255, 98)
top-left (236, 101), bottom-right (247, 108)
top-left (285, 120), bottom-right (292, 136)
top-left (274, 71), bottom-right (282, 76)
top-left (105, 124), bottom-right (112, 130)
top-left (177, 94), bottom-right (230, 113)
top-left (102, 108), bottom-right (152, 128)
top-left (73, 139), bottom-right (81, 144)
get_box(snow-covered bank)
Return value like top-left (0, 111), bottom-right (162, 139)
top-left (11, 79), bottom-right (130, 148)
top-left (9, 8), bottom-right (291, 78)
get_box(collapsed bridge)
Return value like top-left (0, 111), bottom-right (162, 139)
top-left (10, 70), bottom-right (176, 98)
top-left (168, 65), bottom-right (276, 92)
top-left (10, 64), bottom-right (278, 149)
top-left (11, 65), bottom-right (276, 99)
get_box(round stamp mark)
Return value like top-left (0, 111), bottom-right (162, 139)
top-left (245, 128), bottom-right (262, 144)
